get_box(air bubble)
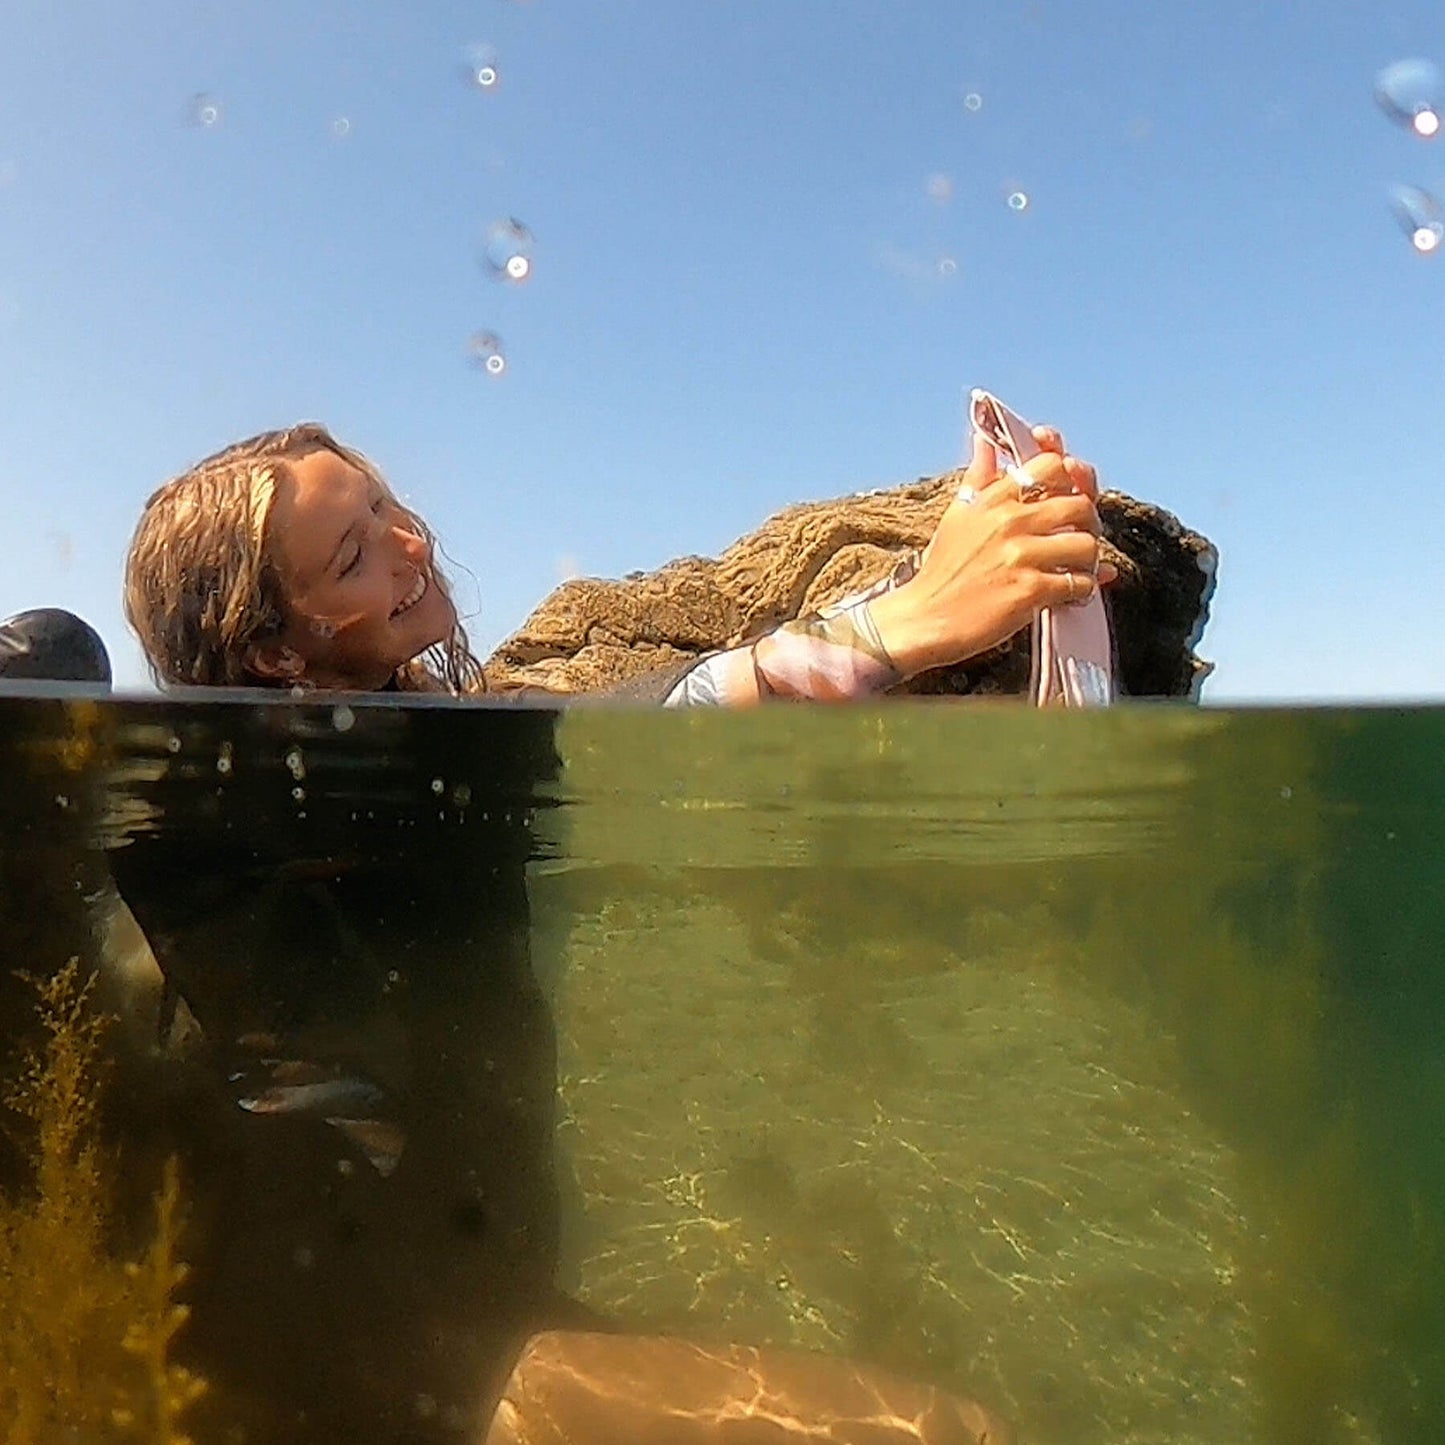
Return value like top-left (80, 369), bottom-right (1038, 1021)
top-left (331, 117), bottom-right (352, 139)
top-left (430, 777), bottom-right (445, 795)
top-left (217, 741), bottom-right (233, 775)
top-left (292, 1245), bottom-right (315, 1270)
top-left (467, 331), bottom-right (508, 376)
top-left (331, 704), bottom-right (355, 733)
top-left (925, 172), bottom-right (954, 204)
top-left (285, 747), bottom-right (306, 780)
top-left (936, 255), bottom-right (958, 277)
top-left (963, 92), bottom-right (983, 112)
top-left (483, 218), bottom-right (535, 283)
top-left (291, 786), bottom-right (306, 803)
top-left (166, 735), bottom-right (182, 754)
top-left (187, 94), bottom-right (222, 129)
top-left (452, 782), bottom-right (473, 806)
top-left (1390, 185), bottom-right (1443, 254)
top-left (1007, 191), bottom-right (1030, 212)
top-left (1375, 59), bottom-right (1442, 139)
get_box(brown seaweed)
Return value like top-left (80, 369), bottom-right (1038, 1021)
top-left (0, 959), bottom-right (205, 1444)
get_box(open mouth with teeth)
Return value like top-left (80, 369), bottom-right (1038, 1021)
top-left (390, 570), bottom-right (429, 620)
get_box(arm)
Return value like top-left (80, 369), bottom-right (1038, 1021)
top-left (665, 431), bottom-right (1115, 708)
top-left (662, 554), bottom-right (918, 707)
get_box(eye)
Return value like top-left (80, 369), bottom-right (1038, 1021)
top-left (339, 542), bottom-right (363, 577)
top-left (370, 493), bottom-right (385, 515)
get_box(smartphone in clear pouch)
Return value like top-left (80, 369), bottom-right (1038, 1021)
top-left (968, 389), bottom-right (1115, 707)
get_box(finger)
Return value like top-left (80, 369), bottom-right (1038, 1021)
top-left (1031, 425), bottom-right (1064, 455)
top-left (1014, 529), bottom-right (1103, 578)
top-left (1012, 450), bottom-right (1072, 499)
top-left (1016, 493), bottom-right (1101, 537)
top-left (962, 432), bottom-right (997, 494)
top-left (1063, 455), bottom-right (1099, 500)
top-left (1048, 567), bottom-right (1104, 608)
top-left (947, 430), bottom-right (994, 505)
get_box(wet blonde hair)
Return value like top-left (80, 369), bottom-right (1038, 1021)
top-left (124, 423), bottom-right (484, 693)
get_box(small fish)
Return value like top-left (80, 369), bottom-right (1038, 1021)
top-left (233, 1057), bottom-right (404, 1177)
top-left (237, 1076), bottom-right (385, 1117)
top-left (324, 1117), bottom-right (406, 1178)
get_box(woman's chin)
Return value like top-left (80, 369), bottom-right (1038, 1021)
top-left (410, 605), bottom-right (456, 655)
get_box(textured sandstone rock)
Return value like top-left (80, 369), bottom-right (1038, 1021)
top-left (481, 474), bottom-right (1216, 701)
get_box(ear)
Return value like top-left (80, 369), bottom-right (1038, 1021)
top-left (243, 638), bottom-right (305, 684)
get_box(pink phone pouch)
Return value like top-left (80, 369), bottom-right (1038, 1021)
top-left (969, 389), bottom-right (1114, 707)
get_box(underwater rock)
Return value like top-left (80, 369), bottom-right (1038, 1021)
top-left (481, 475), bottom-right (1216, 700)
top-left (483, 1331), bottom-right (1013, 1444)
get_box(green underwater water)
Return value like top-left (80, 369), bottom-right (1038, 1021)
top-left (0, 694), bottom-right (1441, 1443)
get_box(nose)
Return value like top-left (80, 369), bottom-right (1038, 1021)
top-left (390, 523), bottom-right (429, 568)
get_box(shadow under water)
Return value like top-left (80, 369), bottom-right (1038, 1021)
top-left (0, 691), bottom-right (1440, 1444)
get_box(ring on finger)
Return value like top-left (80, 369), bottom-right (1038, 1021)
top-left (1007, 464), bottom-right (1049, 504)
top-left (1064, 570), bottom-right (1078, 604)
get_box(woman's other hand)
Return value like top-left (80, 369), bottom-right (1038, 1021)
top-left (867, 428), bottom-right (1117, 678)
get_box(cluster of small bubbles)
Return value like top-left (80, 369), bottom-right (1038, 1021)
top-left (1375, 58), bottom-right (1442, 139)
top-left (451, 781), bottom-right (473, 806)
top-left (483, 217), bottom-right (535, 282)
top-left (1390, 184), bottom-right (1443, 254)
top-left (166, 734), bottom-right (182, 754)
top-left (217, 741), bottom-right (234, 775)
top-left (963, 92), bottom-right (983, 112)
top-left (331, 704), bottom-right (355, 733)
top-left (331, 117), bottom-right (352, 140)
top-left (925, 172), bottom-right (954, 204)
top-left (187, 93), bottom-right (222, 129)
top-left (1007, 190), bottom-right (1030, 212)
top-left (467, 330), bottom-right (508, 376)
top-left (285, 746), bottom-right (306, 780)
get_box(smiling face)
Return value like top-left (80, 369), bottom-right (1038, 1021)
top-left (258, 447), bottom-right (457, 689)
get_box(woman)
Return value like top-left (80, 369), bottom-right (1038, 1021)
top-left (124, 421), bottom-right (1113, 702)
top-left (117, 421), bottom-right (1073, 1440)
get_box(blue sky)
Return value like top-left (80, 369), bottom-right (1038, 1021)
top-left (1, 0), bottom-right (1441, 699)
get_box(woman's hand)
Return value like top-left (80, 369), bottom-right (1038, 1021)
top-left (867, 428), bottom-right (1117, 678)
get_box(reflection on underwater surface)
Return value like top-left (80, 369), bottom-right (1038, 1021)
top-left (0, 692), bottom-right (1442, 1443)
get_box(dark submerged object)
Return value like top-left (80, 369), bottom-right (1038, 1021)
top-left (0, 607), bottom-right (112, 687)
top-left (485, 1331), bottom-right (1014, 1445)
